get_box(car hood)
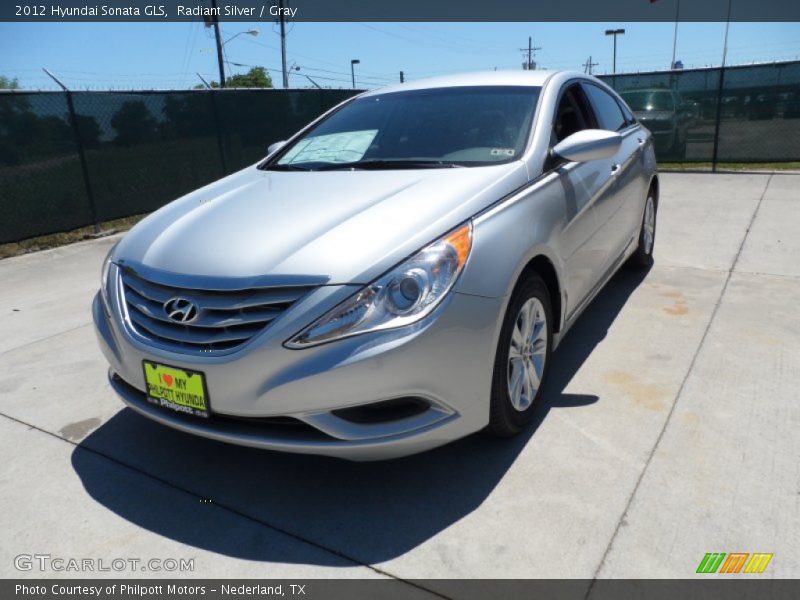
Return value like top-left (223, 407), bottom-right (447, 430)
top-left (114, 162), bottom-right (527, 285)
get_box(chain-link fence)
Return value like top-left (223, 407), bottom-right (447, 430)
top-left (600, 61), bottom-right (800, 163)
top-left (2, 62), bottom-right (799, 244)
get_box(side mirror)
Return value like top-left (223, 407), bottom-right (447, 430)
top-left (267, 140), bottom-right (287, 155)
top-left (552, 129), bottom-right (622, 163)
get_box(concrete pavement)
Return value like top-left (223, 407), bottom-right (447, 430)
top-left (0, 173), bottom-right (797, 589)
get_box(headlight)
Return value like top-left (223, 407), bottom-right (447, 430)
top-left (286, 222), bottom-right (472, 348)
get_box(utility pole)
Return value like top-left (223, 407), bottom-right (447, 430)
top-left (210, 0), bottom-right (225, 87)
top-left (605, 28), bottom-right (625, 74)
top-left (711, 0), bottom-right (734, 172)
top-left (671, 0), bottom-right (681, 69)
top-left (720, 0), bottom-right (732, 69)
top-left (350, 59), bottom-right (360, 88)
top-left (527, 37), bottom-right (533, 70)
top-left (519, 36), bottom-right (541, 70)
top-left (278, 0), bottom-right (288, 88)
top-left (400, 70), bottom-right (405, 83)
top-left (583, 56), bottom-right (598, 75)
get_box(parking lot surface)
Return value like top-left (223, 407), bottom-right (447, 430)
top-left (0, 173), bottom-right (798, 590)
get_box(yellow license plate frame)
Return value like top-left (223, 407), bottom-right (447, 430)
top-left (142, 361), bottom-right (210, 419)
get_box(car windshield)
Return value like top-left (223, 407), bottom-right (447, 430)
top-left (264, 86), bottom-right (540, 170)
top-left (621, 90), bottom-right (676, 112)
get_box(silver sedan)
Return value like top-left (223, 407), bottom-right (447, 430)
top-left (93, 70), bottom-right (658, 460)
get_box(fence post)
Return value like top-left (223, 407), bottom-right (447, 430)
top-left (208, 89), bottom-right (228, 176)
top-left (710, 65), bottom-right (727, 172)
top-left (43, 68), bottom-right (100, 231)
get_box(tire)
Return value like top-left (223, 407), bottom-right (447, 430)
top-left (488, 273), bottom-right (553, 437)
top-left (629, 188), bottom-right (657, 268)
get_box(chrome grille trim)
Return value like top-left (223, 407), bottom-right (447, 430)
top-left (119, 268), bottom-right (314, 354)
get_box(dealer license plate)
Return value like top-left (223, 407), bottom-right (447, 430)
top-left (142, 361), bottom-right (209, 419)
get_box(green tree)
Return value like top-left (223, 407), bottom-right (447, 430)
top-left (0, 76), bottom-right (20, 90)
top-left (195, 67), bottom-right (274, 89)
top-left (227, 67), bottom-right (273, 88)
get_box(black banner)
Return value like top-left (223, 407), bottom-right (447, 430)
top-left (5, 580), bottom-right (800, 600)
top-left (3, 0), bottom-right (800, 22)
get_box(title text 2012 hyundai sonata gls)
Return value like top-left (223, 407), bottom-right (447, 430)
top-left (93, 70), bottom-right (658, 461)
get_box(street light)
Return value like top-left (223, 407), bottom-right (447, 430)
top-left (223, 29), bottom-right (260, 45)
top-left (351, 59), bottom-right (360, 89)
top-left (605, 28), bottom-right (625, 75)
top-left (213, 29), bottom-right (259, 88)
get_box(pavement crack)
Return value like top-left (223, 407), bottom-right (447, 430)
top-left (0, 322), bottom-right (93, 357)
top-left (0, 410), bottom-right (450, 599)
top-left (585, 174), bottom-right (774, 595)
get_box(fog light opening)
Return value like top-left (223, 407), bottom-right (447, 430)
top-left (332, 397), bottom-right (430, 425)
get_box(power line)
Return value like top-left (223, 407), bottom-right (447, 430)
top-left (233, 33), bottom-right (398, 81)
top-left (227, 61), bottom-right (366, 87)
top-left (292, 64), bottom-right (394, 83)
top-left (360, 23), bottom-right (515, 56)
top-left (397, 24), bottom-right (511, 53)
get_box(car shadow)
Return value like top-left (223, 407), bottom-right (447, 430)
top-left (71, 265), bottom-right (651, 566)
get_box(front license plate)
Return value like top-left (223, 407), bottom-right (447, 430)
top-left (142, 361), bottom-right (209, 419)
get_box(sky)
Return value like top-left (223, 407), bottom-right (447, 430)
top-left (1, 21), bottom-right (799, 90)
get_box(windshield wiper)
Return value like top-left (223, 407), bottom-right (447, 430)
top-left (315, 159), bottom-right (464, 171)
top-left (263, 163), bottom-right (315, 171)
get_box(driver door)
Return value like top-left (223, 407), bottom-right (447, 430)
top-left (551, 83), bottom-right (619, 320)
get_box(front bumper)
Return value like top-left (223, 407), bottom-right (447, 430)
top-left (93, 278), bottom-right (505, 461)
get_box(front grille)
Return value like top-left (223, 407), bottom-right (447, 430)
top-left (119, 268), bottom-right (313, 354)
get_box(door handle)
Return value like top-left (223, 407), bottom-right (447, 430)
top-left (637, 137), bottom-right (645, 145)
top-left (610, 163), bottom-right (620, 175)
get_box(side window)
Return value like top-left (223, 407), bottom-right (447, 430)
top-left (616, 97), bottom-right (636, 126)
top-left (582, 83), bottom-right (627, 132)
top-left (552, 84), bottom-right (594, 143)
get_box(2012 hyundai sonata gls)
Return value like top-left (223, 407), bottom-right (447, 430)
top-left (93, 70), bottom-right (658, 461)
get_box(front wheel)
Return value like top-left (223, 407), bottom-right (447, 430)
top-left (629, 190), bottom-right (657, 268)
top-left (488, 274), bottom-right (553, 437)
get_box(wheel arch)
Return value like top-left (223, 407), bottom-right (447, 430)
top-left (513, 254), bottom-right (563, 334)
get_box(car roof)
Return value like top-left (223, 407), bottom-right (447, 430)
top-left (360, 70), bottom-right (568, 97)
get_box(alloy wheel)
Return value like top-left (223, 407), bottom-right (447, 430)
top-left (507, 297), bottom-right (548, 411)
